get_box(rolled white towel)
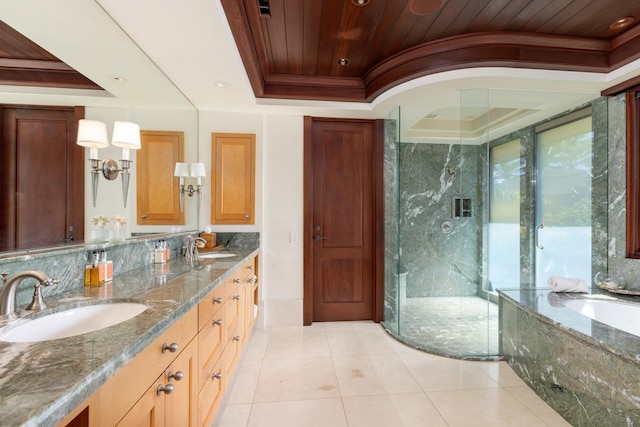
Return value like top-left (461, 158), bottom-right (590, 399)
top-left (548, 276), bottom-right (588, 293)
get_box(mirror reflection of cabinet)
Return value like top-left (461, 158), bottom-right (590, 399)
top-left (136, 130), bottom-right (184, 225)
top-left (210, 133), bottom-right (255, 225)
top-left (0, 105), bottom-right (84, 250)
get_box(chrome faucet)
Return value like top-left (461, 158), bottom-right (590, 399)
top-left (0, 271), bottom-right (59, 317)
top-left (185, 236), bottom-right (207, 267)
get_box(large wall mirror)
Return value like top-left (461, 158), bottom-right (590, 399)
top-left (0, 0), bottom-right (198, 253)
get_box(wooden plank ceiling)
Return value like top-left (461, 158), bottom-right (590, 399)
top-left (222, 0), bottom-right (640, 102)
top-left (0, 21), bottom-right (101, 90)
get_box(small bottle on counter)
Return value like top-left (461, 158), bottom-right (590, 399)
top-left (100, 250), bottom-right (113, 282)
top-left (163, 240), bottom-right (170, 261)
top-left (84, 251), bottom-right (105, 286)
top-left (154, 241), bottom-right (167, 264)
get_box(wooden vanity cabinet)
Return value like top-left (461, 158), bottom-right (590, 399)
top-left (59, 255), bottom-right (259, 427)
top-left (99, 307), bottom-right (197, 427)
top-left (118, 339), bottom-right (197, 427)
top-left (196, 255), bottom-right (259, 426)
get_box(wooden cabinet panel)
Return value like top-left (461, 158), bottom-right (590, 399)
top-left (197, 283), bottom-right (226, 329)
top-left (117, 380), bottom-right (165, 427)
top-left (197, 354), bottom-right (225, 427)
top-left (164, 339), bottom-right (197, 427)
top-left (137, 131), bottom-right (184, 225)
top-left (197, 311), bottom-right (226, 389)
top-left (210, 133), bottom-right (255, 224)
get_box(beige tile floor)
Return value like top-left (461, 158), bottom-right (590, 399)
top-left (213, 321), bottom-right (571, 427)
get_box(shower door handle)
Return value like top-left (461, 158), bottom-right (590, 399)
top-left (535, 224), bottom-right (544, 250)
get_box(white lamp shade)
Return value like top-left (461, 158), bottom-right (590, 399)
top-left (111, 121), bottom-right (141, 150)
top-left (76, 119), bottom-right (109, 148)
top-left (174, 162), bottom-right (190, 177)
top-left (190, 162), bottom-right (206, 177)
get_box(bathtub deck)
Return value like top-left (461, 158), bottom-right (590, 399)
top-left (499, 289), bottom-right (640, 426)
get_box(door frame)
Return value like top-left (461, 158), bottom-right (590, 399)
top-left (302, 116), bottom-right (384, 326)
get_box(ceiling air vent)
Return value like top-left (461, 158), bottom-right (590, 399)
top-left (258, 0), bottom-right (270, 16)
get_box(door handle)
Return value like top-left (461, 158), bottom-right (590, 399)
top-left (314, 235), bottom-right (328, 241)
top-left (535, 224), bottom-right (544, 250)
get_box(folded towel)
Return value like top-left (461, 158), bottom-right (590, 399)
top-left (548, 276), bottom-right (588, 293)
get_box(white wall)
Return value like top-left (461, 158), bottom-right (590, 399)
top-left (262, 115), bottom-right (304, 327)
top-left (198, 111), bottom-right (304, 327)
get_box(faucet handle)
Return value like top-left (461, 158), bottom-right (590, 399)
top-left (26, 282), bottom-right (48, 311)
top-left (45, 277), bottom-right (59, 287)
top-left (25, 276), bottom-right (57, 311)
top-left (1, 272), bottom-right (7, 284)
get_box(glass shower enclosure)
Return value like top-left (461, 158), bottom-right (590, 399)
top-left (382, 88), bottom-right (601, 360)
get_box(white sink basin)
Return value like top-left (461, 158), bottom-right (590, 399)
top-left (199, 253), bottom-right (237, 259)
top-left (0, 302), bottom-right (148, 343)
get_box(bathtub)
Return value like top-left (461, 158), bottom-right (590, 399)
top-left (499, 289), bottom-right (640, 426)
top-left (563, 297), bottom-right (640, 338)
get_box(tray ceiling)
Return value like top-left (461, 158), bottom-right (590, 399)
top-left (221, 0), bottom-right (640, 103)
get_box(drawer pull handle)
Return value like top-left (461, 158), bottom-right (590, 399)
top-left (212, 371), bottom-right (223, 380)
top-left (247, 265), bottom-right (254, 270)
top-left (168, 371), bottom-right (184, 381)
top-left (157, 384), bottom-right (174, 395)
top-left (162, 342), bottom-right (179, 353)
top-left (247, 276), bottom-right (256, 284)
top-left (233, 278), bottom-right (241, 284)
top-left (233, 335), bottom-right (241, 342)
top-left (213, 297), bottom-right (223, 304)
top-left (233, 295), bottom-right (241, 301)
top-left (212, 319), bottom-right (223, 326)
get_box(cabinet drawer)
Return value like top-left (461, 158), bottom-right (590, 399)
top-left (197, 355), bottom-right (225, 427)
top-left (198, 283), bottom-right (226, 330)
top-left (99, 307), bottom-right (198, 427)
top-left (197, 313), bottom-right (225, 390)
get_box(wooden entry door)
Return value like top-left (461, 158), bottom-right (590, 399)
top-left (0, 105), bottom-right (84, 250)
top-left (303, 117), bottom-right (383, 325)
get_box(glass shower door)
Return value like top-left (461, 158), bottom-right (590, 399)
top-left (535, 116), bottom-right (593, 288)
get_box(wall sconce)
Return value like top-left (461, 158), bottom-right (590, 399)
top-left (76, 119), bottom-right (141, 208)
top-left (174, 162), bottom-right (206, 212)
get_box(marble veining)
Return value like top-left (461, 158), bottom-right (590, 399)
top-left (500, 289), bottom-right (640, 426)
top-left (0, 247), bottom-right (259, 427)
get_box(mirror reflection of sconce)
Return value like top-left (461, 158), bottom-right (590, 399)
top-left (76, 119), bottom-right (141, 208)
top-left (174, 162), bottom-right (206, 213)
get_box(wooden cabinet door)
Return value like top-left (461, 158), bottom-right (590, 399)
top-left (164, 339), bottom-right (197, 427)
top-left (210, 133), bottom-right (255, 224)
top-left (137, 130), bottom-right (184, 225)
top-left (197, 354), bottom-right (225, 427)
top-left (117, 380), bottom-right (165, 427)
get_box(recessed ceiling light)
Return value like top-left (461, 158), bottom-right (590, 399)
top-left (610, 16), bottom-right (635, 30)
top-left (214, 80), bottom-right (231, 88)
top-left (109, 74), bottom-right (127, 83)
top-left (409, 0), bottom-right (446, 16)
top-left (337, 58), bottom-right (350, 66)
top-left (352, 0), bottom-right (370, 5)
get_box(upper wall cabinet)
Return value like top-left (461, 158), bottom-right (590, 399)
top-left (210, 133), bottom-right (255, 224)
top-left (137, 130), bottom-right (184, 225)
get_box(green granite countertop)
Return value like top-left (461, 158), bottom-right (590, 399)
top-left (0, 247), bottom-right (259, 427)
